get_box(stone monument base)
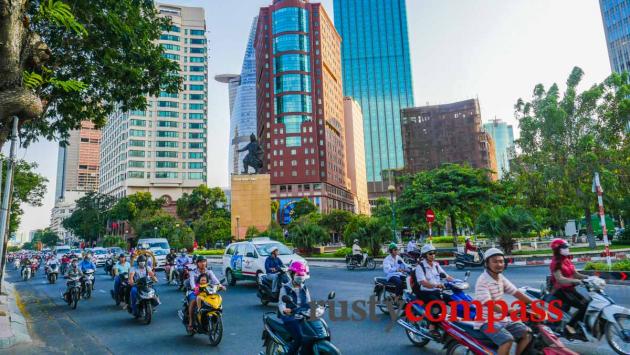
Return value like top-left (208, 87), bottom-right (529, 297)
top-left (231, 174), bottom-right (271, 240)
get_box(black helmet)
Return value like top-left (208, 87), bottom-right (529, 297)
top-left (195, 255), bottom-right (206, 263)
top-left (137, 255), bottom-right (147, 263)
top-left (118, 253), bottom-right (126, 259)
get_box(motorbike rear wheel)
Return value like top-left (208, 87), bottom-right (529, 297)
top-left (606, 314), bottom-right (630, 355)
top-left (346, 261), bottom-right (356, 270)
top-left (84, 285), bottom-right (92, 299)
top-left (313, 340), bottom-right (342, 354)
top-left (144, 302), bottom-right (153, 324)
top-left (446, 341), bottom-right (475, 355)
top-left (71, 290), bottom-right (79, 309)
top-left (207, 314), bottom-right (223, 346)
top-left (403, 317), bottom-right (430, 347)
top-left (265, 340), bottom-right (287, 355)
top-left (366, 259), bottom-right (376, 270)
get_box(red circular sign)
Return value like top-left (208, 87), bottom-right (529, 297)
top-left (425, 209), bottom-right (435, 223)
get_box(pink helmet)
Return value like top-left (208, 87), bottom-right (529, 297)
top-left (288, 261), bottom-right (308, 276)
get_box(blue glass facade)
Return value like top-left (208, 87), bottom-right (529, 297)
top-left (333, 0), bottom-right (414, 188)
top-left (482, 120), bottom-right (514, 180)
top-left (600, 0), bottom-right (630, 73)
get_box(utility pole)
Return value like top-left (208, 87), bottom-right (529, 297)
top-left (593, 172), bottom-right (612, 269)
top-left (0, 117), bottom-right (19, 289)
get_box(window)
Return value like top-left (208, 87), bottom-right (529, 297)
top-left (158, 111), bottom-right (179, 118)
top-left (188, 172), bottom-right (203, 179)
top-left (190, 38), bottom-right (206, 44)
top-left (275, 74), bottom-right (311, 94)
top-left (158, 101), bottom-right (178, 108)
top-left (160, 34), bottom-right (180, 41)
top-left (161, 43), bottom-right (181, 51)
top-left (189, 57), bottom-right (205, 63)
top-left (129, 110), bottom-right (145, 116)
top-left (188, 152), bottom-right (203, 159)
top-left (189, 75), bottom-right (205, 81)
top-left (275, 53), bottom-right (310, 72)
top-left (189, 94), bottom-right (204, 100)
top-left (286, 136), bottom-right (301, 147)
top-left (162, 53), bottom-right (180, 61)
top-left (189, 66), bottom-right (205, 72)
top-left (157, 121), bottom-right (178, 128)
top-left (273, 7), bottom-right (309, 34)
top-left (80, 137), bottom-right (89, 142)
top-left (157, 131), bottom-right (178, 138)
top-left (189, 104), bottom-right (204, 110)
top-left (128, 161), bottom-right (145, 168)
top-left (189, 142), bottom-right (203, 148)
top-left (156, 141), bottom-right (178, 148)
top-left (156, 161), bottom-right (178, 168)
top-left (190, 29), bottom-right (205, 36)
top-left (189, 113), bottom-right (204, 119)
top-left (188, 162), bottom-right (204, 169)
top-left (155, 172), bottom-right (178, 179)
top-left (189, 84), bottom-right (204, 91)
top-left (129, 150), bottom-right (145, 157)
top-left (130, 119), bottom-right (146, 126)
top-left (128, 171), bottom-right (144, 178)
top-left (189, 132), bottom-right (204, 139)
top-left (190, 47), bottom-right (204, 54)
top-left (275, 94), bottom-right (312, 114)
top-left (129, 129), bottom-right (146, 137)
top-left (156, 151), bottom-right (178, 158)
top-left (159, 91), bottom-right (178, 98)
top-left (161, 24), bottom-right (180, 32)
top-left (129, 140), bottom-right (145, 147)
top-left (274, 34), bottom-right (309, 53)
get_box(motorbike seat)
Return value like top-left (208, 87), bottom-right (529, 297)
top-left (374, 277), bottom-right (399, 291)
top-left (452, 321), bottom-right (496, 347)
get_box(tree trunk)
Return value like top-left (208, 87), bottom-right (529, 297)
top-left (585, 205), bottom-right (596, 248)
top-left (450, 212), bottom-right (458, 246)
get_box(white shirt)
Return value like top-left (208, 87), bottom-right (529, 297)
top-left (383, 254), bottom-right (408, 280)
top-left (352, 244), bottom-right (362, 255)
top-left (406, 241), bottom-right (417, 252)
top-left (415, 260), bottom-right (446, 291)
top-left (474, 271), bottom-right (518, 328)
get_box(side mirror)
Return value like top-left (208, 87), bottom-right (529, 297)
top-left (327, 291), bottom-right (336, 300)
top-left (281, 295), bottom-right (293, 304)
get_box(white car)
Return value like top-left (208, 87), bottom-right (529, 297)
top-left (149, 248), bottom-right (167, 269)
top-left (222, 237), bottom-right (308, 286)
top-left (91, 247), bottom-right (108, 267)
top-left (136, 238), bottom-right (170, 270)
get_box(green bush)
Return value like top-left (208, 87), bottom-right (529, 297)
top-left (192, 249), bottom-right (224, 256)
top-left (332, 247), bottom-right (370, 257)
top-left (102, 235), bottom-right (127, 249)
top-left (584, 260), bottom-right (630, 271)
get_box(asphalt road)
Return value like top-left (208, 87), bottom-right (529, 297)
top-left (2, 262), bottom-right (629, 355)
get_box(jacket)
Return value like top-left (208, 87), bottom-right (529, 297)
top-left (265, 256), bottom-right (284, 274)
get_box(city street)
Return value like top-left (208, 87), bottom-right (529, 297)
top-left (2, 263), bottom-right (628, 355)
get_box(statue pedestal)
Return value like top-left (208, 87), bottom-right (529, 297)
top-left (231, 174), bottom-right (271, 240)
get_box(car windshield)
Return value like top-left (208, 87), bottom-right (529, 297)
top-left (71, 249), bottom-right (81, 253)
top-left (256, 243), bottom-right (292, 256)
top-left (147, 242), bottom-right (169, 250)
top-left (94, 249), bottom-right (106, 255)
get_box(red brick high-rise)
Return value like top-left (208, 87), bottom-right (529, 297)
top-left (255, 0), bottom-right (354, 223)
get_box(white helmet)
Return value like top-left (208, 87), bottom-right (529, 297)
top-left (420, 244), bottom-right (436, 256)
top-left (484, 247), bottom-right (504, 263)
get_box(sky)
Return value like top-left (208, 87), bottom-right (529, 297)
top-left (12, 0), bottom-right (611, 238)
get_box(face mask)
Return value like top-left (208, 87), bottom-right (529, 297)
top-left (560, 248), bottom-right (570, 256)
top-left (138, 262), bottom-right (146, 268)
top-left (293, 275), bottom-right (305, 285)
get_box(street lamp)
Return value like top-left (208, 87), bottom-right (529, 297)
top-left (235, 216), bottom-right (240, 240)
top-left (388, 184), bottom-right (398, 242)
top-left (153, 226), bottom-right (158, 238)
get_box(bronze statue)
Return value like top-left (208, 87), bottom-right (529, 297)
top-left (238, 133), bottom-right (264, 174)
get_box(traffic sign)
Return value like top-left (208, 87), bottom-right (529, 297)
top-left (426, 209), bottom-right (435, 223)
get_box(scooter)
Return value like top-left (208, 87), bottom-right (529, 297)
top-left (345, 253), bottom-right (376, 270)
top-left (46, 263), bottom-right (59, 284)
top-left (81, 269), bottom-right (95, 299)
top-left (454, 248), bottom-right (486, 269)
top-left (373, 260), bottom-right (412, 314)
top-left (401, 250), bottom-right (421, 266)
top-left (256, 266), bottom-right (290, 305)
top-left (21, 264), bottom-right (32, 281)
top-left (165, 262), bottom-right (177, 285)
top-left (260, 291), bottom-right (340, 355)
top-left (131, 276), bottom-right (160, 325)
top-left (522, 276), bottom-right (630, 355)
top-left (104, 257), bottom-right (115, 277)
top-left (64, 275), bottom-right (82, 309)
top-left (178, 280), bottom-right (225, 346)
top-left (110, 272), bottom-right (130, 307)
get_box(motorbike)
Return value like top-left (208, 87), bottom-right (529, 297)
top-left (178, 264), bottom-right (192, 291)
top-left (178, 281), bottom-right (225, 346)
top-left (81, 269), bottom-right (95, 299)
top-left (21, 264), bottom-right (32, 281)
top-left (165, 262), bottom-right (176, 285)
top-left (104, 257), bottom-right (115, 277)
top-left (260, 291), bottom-right (340, 355)
top-left (60, 259), bottom-right (69, 275)
top-left (522, 276), bottom-right (630, 355)
top-left (46, 263), bottom-right (60, 284)
top-left (30, 261), bottom-right (38, 276)
top-left (111, 272), bottom-right (130, 307)
top-left (373, 261), bottom-right (412, 314)
top-left (401, 250), bottom-right (421, 266)
top-left (256, 266), bottom-right (290, 306)
top-left (454, 247), bottom-right (487, 270)
top-left (131, 276), bottom-right (160, 324)
top-left (64, 275), bottom-right (82, 309)
top-left (345, 253), bottom-right (376, 270)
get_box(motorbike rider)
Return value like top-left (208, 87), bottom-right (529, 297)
top-left (413, 244), bottom-right (454, 338)
top-left (351, 239), bottom-right (363, 265)
top-left (166, 248), bottom-right (177, 282)
top-left (264, 246), bottom-right (285, 294)
top-left (176, 249), bottom-right (190, 282)
top-left (113, 253), bottom-right (131, 303)
top-left (406, 238), bottom-right (418, 253)
top-left (128, 255), bottom-right (158, 316)
top-left (45, 255), bottom-right (58, 275)
top-left (63, 258), bottom-right (83, 300)
top-left (79, 253), bottom-right (97, 287)
top-left (382, 243), bottom-right (410, 303)
top-left (465, 236), bottom-right (480, 262)
top-left (474, 247), bottom-right (533, 355)
top-left (549, 238), bottom-right (589, 338)
top-left (278, 261), bottom-right (311, 355)
top-left (186, 255), bottom-right (223, 331)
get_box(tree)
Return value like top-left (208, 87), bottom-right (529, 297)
top-left (343, 215), bottom-right (390, 257)
top-left (271, 200), bottom-right (279, 222)
top-left (0, 0), bottom-right (181, 148)
top-left (319, 209), bottom-right (353, 243)
top-left (62, 191), bottom-right (115, 242)
top-left (35, 228), bottom-right (59, 247)
top-left (192, 212), bottom-right (231, 247)
top-left (245, 226), bottom-right (261, 239)
top-left (291, 198), bottom-right (317, 220)
top-left (288, 215), bottom-right (327, 253)
top-left (109, 192), bottom-right (164, 222)
top-left (177, 185), bottom-right (227, 221)
top-left (476, 206), bottom-right (539, 254)
top-left (397, 164), bottom-right (498, 245)
top-left (102, 235), bottom-right (127, 249)
top-left (513, 68), bottom-right (630, 247)
top-left (1, 157), bottom-right (47, 233)
top-left (266, 220), bottom-right (285, 242)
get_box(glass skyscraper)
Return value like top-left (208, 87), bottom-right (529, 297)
top-left (600, 0), bottom-right (630, 73)
top-left (483, 119), bottom-right (514, 180)
top-left (333, 0), bottom-right (414, 197)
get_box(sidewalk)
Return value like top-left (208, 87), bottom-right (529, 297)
top-left (0, 280), bottom-right (32, 349)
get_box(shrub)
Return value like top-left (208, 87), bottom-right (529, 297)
top-left (102, 235), bottom-right (127, 249)
top-left (584, 260), bottom-right (630, 271)
top-left (192, 249), bottom-right (224, 256)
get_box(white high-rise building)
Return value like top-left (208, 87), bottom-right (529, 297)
top-left (99, 3), bottom-right (208, 202)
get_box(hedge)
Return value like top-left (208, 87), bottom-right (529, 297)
top-left (584, 260), bottom-right (630, 271)
top-left (192, 249), bottom-right (224, 256)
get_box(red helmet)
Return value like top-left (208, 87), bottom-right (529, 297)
top-left (550, 238), bottom-right (568, 251)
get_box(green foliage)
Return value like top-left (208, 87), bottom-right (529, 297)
top-left (319, 209), bottom-right (353, 239)
top-left (343, 215), bottom-right (391, 257)
top-left (21, 242), bottom-right (36, 250)
top-left (34, 228), bottom-right (59, 247)
top-left (62, 192), bottom-right (115, 242)
top-left (109, 192), bottom-right (164, 221)
top-left (7, 246), bottom-right (20, 253)
top-left (20, 0), bottom-right (182, 146)
top-left (102, 235), bottom-right (127, 249)
top-left (1, 157), bottom-right (48, 233)
top-left (288, 215), bottom-right (328, 252)
top-left (192, 212), bottom-right (231, 247)
top-left (584, 260), bottom-right (630, 271)
top-left (618, 228), bottom-right (630, 244)
top-left (177, 185), bottom-right (228, 221)
top-left (245, 226), bottom-right (261, 238)
top-left (192, 249), bottom-right (224, 256)
top-left (291, 198), bottom-right (317, 220)
top-left (131, 210), bottom-right (193, 250)
top-left (475, 206), bottom-right (539, 254)
top-left (266, 220), bottom-right (285, 242)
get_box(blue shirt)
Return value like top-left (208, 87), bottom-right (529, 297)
top-left (79, 259), bottom-right (96, 272)
top-left (265, 256), bottom-right (283, 274)
top-left (114, 261), bottom-right (130, 275)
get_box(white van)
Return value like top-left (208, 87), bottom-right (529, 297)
top-left (136, 238), bottom-right (170, 269)
top-left (54, 245), bottom-right (71, 255)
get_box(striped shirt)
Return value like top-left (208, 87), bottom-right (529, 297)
top-left (473, 271), bottom-right (518, 328)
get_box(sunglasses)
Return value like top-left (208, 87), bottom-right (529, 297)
top-left (426, 252), bottom-right (436, 256)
